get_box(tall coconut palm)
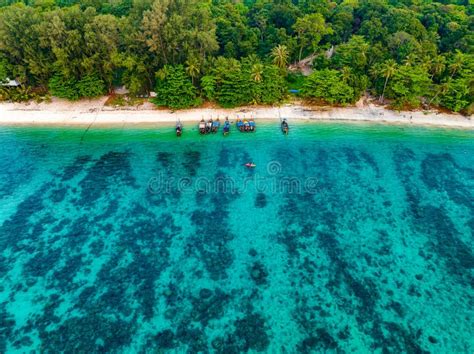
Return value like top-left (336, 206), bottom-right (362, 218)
top-left (429, 80), bottom-right (450, 106)
top-left (378, 59), bottom-right (397, 103)
top-left (403, 54), bottom-right (418, 66)
top-left (449, 51), bottom-right (464, 78)
top-left (430, 55), bottom-right (446, 79)
top-left (185, 58), bottom-right (200, 85)
top-left (251, 63), bottom-right (264, 83)
top-left (271, 45), bottom-right (289, 70)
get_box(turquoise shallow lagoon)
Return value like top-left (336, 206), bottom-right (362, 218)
top-left (0, 122), bottom-right (473, 352)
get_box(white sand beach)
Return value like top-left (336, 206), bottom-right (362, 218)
top-left (0, 97), bottom-right (472, 129)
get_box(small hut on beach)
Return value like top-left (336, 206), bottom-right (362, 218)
top-left (1, 78), bottom-right (20, 87)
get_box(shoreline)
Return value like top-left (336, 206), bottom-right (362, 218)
top-left (0, 97), bottom-right (472, 130)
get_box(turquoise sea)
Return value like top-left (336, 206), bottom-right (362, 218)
top-left (0, 122), bottom-right (473, 353)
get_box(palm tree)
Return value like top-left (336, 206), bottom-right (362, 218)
top-left (429, 80), bottom-right (450, 106)
top-left (271, 45), bottom-right (289, 70)
top-left (449, 51), bottom-right (464, 78)
top-left (341, 67), bottom-right (351, 83)
top-left (378, 59), bottom-right (397, 103)
top-left (185, 58), bottom-right (200, 85)
top-left (420, 56), bottom-right (432, 71)
top-left (430, 55), bottom-right (446, 79)
top-left (246, 54), bottom-right (260, 66)
top-left (251, 63), bottom-right (264, 83)
top-left (403, 54), bottom-right (418, 66)
top-left (213, 56), bottom-right (240, 78)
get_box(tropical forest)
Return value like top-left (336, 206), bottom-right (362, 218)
top-left (0, 0), bottom-right (472, 113)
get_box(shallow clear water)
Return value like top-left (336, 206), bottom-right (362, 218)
top-left (0, 122), bottom-right (473, 353)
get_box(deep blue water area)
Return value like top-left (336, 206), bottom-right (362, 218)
top-left (0, 122), bottom-right (473, 352)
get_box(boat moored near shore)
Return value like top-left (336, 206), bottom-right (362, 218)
top-left (199, 118), bottom-right (206, 134)
top-left (212, 118), bottom-right (220, 133)
top-left (176, 119), bottom-right (183, 137)
top-left (223, 117), bottom-right (230, 135)
top-left (281, 118), bottom-right (289, 135)
top-left (236, 117), bottom-right (256, 132)
top-left (206, 118), bottom-right (213, 134)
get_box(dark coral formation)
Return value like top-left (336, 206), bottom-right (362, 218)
top-left (0, 127), bottom-right (472, 353)
top-left (250, 261), bottom-right (268, 285)
top-left (255, 192), bottom-right (267, 208)
top-left (78, 151), bottom-right (137, 205)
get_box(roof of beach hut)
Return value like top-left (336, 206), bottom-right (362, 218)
top-left (1, 78), bottom-right (20, 87)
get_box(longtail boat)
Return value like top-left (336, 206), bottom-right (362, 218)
top-left (176, 119), bottom-right (183, 137)
top-left (281, 118), bottom-right (289, 135)
top-left (199, 119), bottom-right (206, 134)
top-left (212, 118), bottom-right (220, 133)
top-left (206, 118), bottom-right (213, 134)
top-left (223, 117), bottom-right (230, 135)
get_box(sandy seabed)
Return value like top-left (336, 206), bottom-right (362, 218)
top-left (0, 97), bottom-right (472, 129)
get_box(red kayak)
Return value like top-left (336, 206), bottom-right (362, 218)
top-left (245, 163), bottom-right (256, 168)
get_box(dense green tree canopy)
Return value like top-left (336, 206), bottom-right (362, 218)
top-left (200, 56), bottom-right (286, 108)
top-left (152, 64), bottom-right (201, 109)
top-left (303, 69), bottom-right (356, 105)
top-left (386, 65), bottom-right (432, 108)
top-left (0, 0), bottom-right (472, 112)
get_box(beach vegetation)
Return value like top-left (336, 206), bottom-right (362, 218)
top-left (0, 57), bottom-right (10, 83)
top-left (0, 0), bottom-right (471, 113)
top-left (48, 72), bottom-right (105, 100)
top-left (303, 69), bottom-right (355, 105)
top-left (386, 66), bottom-right (432, 109)
top-left (0, 85), bottom-right (31, 102)
top-left (199, 57), bottom-right (286, 108)
top-left (371, 60), bottom-right (398, 103)
top-left (438, 54), bottom-right (473, 112)
top-left (48, 74), bottom-right (80, 100)
top-left (438, 79), bottom-right (470, 112)
top-left (76, 74), bottom-right (106, 98)
top-left (286, 73), bottom-right (305, 93)
top-left (0, 85), bottom-right (49, 102)
top-left (152, 65), bottom-right (201, 110)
